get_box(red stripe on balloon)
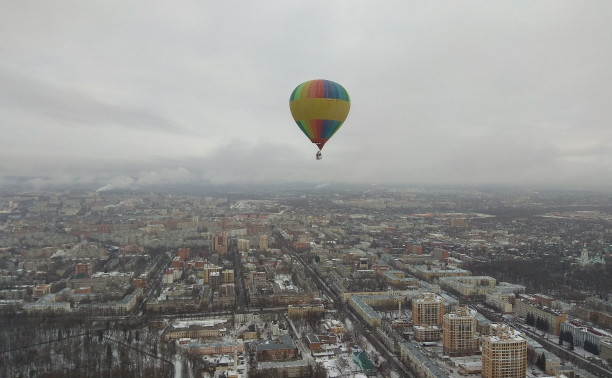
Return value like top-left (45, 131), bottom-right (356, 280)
top-left (307, 79), bottom-right (324, 98)
top-left (311, 119), bottom-right (322, 138)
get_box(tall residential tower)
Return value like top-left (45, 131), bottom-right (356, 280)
top-left (482, 324), bottom-right (527, 378)
top-left (443, 307), bottom-right (479, 356)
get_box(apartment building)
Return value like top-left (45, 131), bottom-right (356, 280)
top-left (443, 307), bottom-right (479, 356)
top-left (515, 298), bottom-right (567, 335)
top-left (482, 324), bottom-right (527, 378)
top-left (413, 293), bottom-right (444, 327)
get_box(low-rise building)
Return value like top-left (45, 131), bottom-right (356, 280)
top-left (414, 325), bottom-right (440, 341)
top-left (254, 334), bottom-right (298, 362)
top-left (322, 319), bottom-right (345, 335)
top-left (186, 339), bottom-right (244, 356)
top-left (601, 338), bottom-right (612, 364)
top-left (353, 351), bottom-right (377, 376)
top-left (77, 288), bottom-right (142, 315)
top-left (399, 341), bottom-right (450, 378)
top-left (67, 271), bottom-right (133, 293)
top-left (439, 276), bottom-right (497, 299)
top-left (33, 284), bottom-right (52, 298)
top-left (349, 294), bottom-right (401, 327)
top-left (527, 339), bottom-right (562, 375)
top-left (349, 296), bottom-right (382, 327)
top-left (560, 320), bottom-right (612, 353)
top-left (485, 292), bottom-right (513, 313)
top-left (163, 319), bottom-right (229, 341)
top-left (255, 359), bottom-right (310, 378)
top-left (407, 265), bottom-right (471, 281)
top-left (306, 333), bottom-right (321, 352)
top-left (24, 293), bottom-right (71, 314)
top-left (339, 289), bottom-right (410, 302)
top-left (287, 304), bottom-right (324, 319)
top-left (515, 298), bottom-right (567, 335)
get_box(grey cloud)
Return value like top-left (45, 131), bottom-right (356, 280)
top-left (95, 169), bottom-right (194, 192)
top-left (1, 1), bottom-right (611, 191)
top-left (0, 71), bottom-right (187, 133)
top-left (2, 135), bottom-right (611, 191)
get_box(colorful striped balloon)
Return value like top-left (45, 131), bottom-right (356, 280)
top-left (289, 79), bottom-right (350, 151)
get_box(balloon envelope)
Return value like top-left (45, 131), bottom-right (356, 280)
top-left (289, 79), bottom-right (350, 150)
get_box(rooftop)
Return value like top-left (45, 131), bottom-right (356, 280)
top-left (254, 334), bottom-right (295, 351)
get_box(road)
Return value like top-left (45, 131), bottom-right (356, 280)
top-left (277, 232), bottom-right (415, 377)
top-left (134, 254), bottom-right (168, 316)
top-left (512, 322), bottom-right (611, 378)
top-left (231, 248), bottom-right (248, 310)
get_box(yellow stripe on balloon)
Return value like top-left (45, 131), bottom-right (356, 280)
top-left (289, 98), bottom-right (350, 122)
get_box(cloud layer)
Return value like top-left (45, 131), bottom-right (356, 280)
top-left (1, 1), bottom-right (611, 190)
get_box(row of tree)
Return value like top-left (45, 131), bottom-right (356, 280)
top-left (559, 330), bottom-right (601, 355)
top-left (559, 330), bottom-right (574, 345)
top-left (536, 353), bottom-right (547, 371)
top-left (583, 340), bottom-right (600, 355)
top-left (525, 312), bottom-right (550, 332)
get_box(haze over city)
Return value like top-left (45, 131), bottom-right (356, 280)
top-left (1, 1), bottom-right (611, 191)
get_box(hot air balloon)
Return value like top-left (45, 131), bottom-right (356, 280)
top-left (289, 79), bottom-right (350, 160)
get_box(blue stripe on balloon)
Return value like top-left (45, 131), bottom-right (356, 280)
top-left (321, 120), bottom-right (341, 139)
top-left (329, 81), bottom-right (337, 99)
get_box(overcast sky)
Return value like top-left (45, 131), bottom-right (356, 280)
top-left (1, 1), bottom-right (611, 191)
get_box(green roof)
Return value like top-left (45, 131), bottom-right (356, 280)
top-left (353, 351), bottom-right (376, 375)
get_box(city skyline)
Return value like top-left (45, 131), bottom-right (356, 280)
top-left (1, 1), bottom-right (611, 191)
top-left (1, 188), bottom-right (610, 377)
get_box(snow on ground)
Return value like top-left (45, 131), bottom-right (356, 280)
top-left (316, 355), bottom-right (372, 378)
top-left (172, 318), bottom-right (228, 329)
top-left (356, 333), bottom-right (386, 367)
top-left (274, 274), bottom-right (298, 291)
top-left (174, 352), bottom-right (182, 378)
top-left (344, 318), bottom-right (354, 332)
top-left (321, 359), bottom-right (343, 377)
top-left (235, 320), bottom-right (254, 335)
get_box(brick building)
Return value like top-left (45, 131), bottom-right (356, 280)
top-left (75, 263), bottom-right (92, 276)
top-left (254, 334), bottom-right (298, 362)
